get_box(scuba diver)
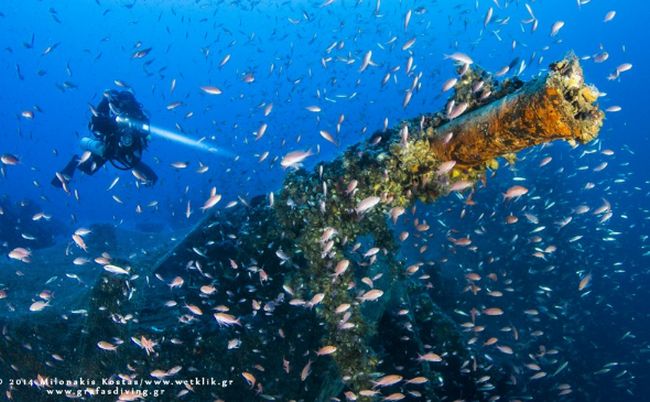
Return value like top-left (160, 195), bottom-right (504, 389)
top-left (52, 89), bottom-right (158, 189)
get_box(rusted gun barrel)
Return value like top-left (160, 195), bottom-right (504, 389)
top-left (429, 57), bottom-right (603, 168)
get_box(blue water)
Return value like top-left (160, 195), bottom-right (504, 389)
top-left (1, 1), bottom-right (649, 401)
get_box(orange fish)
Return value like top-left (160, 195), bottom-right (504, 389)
top-left (503, 185), bottom-right (528, 199)
top-left (483, 307), bottom-right (504, 316)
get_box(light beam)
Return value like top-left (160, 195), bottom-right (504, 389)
top-left (115, 116), bottom-right (233, 158)
top-left (145, 124), bottom-right (234, 158)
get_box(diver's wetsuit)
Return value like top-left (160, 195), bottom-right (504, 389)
top-left (52, 90), bottom-right (158, 188)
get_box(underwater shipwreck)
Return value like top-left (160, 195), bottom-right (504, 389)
top-left (0, 57), bottom-right (604, 401)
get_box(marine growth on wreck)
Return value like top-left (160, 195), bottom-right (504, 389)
top-left (272, 56), bottom-right (604, 398)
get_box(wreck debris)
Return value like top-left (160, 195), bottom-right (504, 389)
top-left (274, 56), bottom-right (604, 396)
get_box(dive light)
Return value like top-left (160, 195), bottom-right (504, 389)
top-left (115, 115), bottom-right (150, 134)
